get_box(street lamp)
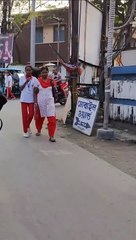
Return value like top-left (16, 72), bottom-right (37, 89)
top-left (52, 17), bottom-right (63, 66)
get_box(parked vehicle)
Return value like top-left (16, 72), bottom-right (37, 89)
top-left (0, 67), bottom-right (24, 97)
top-left (50, 67), bottom-right (68, 105)
top-left (55, 79), bottom-right (68, 105)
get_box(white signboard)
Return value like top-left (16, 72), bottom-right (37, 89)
top-left (79, 1), bottom-right (102, 66)
top-left (73, 97), bottom-right (99, 136)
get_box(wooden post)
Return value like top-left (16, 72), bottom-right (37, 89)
top-left (99, 0), bottom-right (107, 106)
top-left (71, 0), bottom-right (79, 117)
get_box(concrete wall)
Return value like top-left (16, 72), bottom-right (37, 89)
top-left (110, 66), bottom-right (136, 124)
top-left (114, 49), bottom-right (136, 67)
top-left (80, 64), bottom-right (98, 84)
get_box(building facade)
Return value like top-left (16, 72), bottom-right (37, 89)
top-left (13, 7), bottom-right (69, 66)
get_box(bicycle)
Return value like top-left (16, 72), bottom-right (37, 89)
top-left (0, 91), bottom-right (7, 130)
top-left (0, 118), bottom-right (3, 130)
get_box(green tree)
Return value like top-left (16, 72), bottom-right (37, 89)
top-left (0, 0), bottom-right (30, 34)
top-left (91, 0), bottom-right (133, 26)
top-left (0, 0), bottom-right (58, 36)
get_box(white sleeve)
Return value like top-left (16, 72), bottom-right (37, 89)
top-left (9, 76), bottom-right (13, 87)
top-left (33, 77), bottom-right (40, 87)
top-left (19, 76), bottom-right (25, 86)
top-left (4, 76), bottom-right (7, 83)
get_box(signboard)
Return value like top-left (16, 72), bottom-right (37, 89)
top-left (79, 1), bottom-right (102, 66)
top-left (0, 34), bottom-right (14, 64)
top-left (73, 97), bottom-right (99, 136)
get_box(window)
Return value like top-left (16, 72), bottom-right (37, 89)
top-left (54, 25), bottom-right (65, 42)
top-left (36, 27), bottom-right (43, 43)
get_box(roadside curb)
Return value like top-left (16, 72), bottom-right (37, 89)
top-left (114, 129), bottom-right (136, 143)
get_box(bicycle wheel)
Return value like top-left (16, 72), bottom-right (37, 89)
top-left (0, 118), bottom-right (3, 130)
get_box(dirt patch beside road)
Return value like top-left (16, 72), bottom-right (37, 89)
top-left (57, 122), bottom-right (136, 179)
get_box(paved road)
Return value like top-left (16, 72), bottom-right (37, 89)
top-left (0, 100), bottom-right (136, 240)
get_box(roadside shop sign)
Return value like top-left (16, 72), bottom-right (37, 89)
top-left (73, 97), bottom-right (99, 136)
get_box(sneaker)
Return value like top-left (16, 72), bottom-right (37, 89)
top-left (28, 128), bottom-right (32, 134)
top-left (49, 137), bottom-right (56, 142)
top-left (23, 132), bottom-right (29, 138)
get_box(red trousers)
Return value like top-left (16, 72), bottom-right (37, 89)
top-left (21, 102), bottom-right (34, 133)
top-left (35, 107), bottom-right (56, 138)
top-left (6, 87), bottom-right (15, 99)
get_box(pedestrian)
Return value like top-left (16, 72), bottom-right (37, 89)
top-left (59, 56), bottom-right (82, 77)
top-left (59, 56), bottom-right (82, 92)
top-left (0, 72), bottom-right (4, 93)
top-left (51, 66), bottom-right (61, 82)
top-left (4, 70), bottom-right (16, 99)
top-left (34, 66), bottom-right (56, 142)
top-left (19, 65), bottom-right (39, 138)
top-left (59, 57), bottom-right (82, 116)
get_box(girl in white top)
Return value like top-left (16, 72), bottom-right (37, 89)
top-left (34, 66), bottom-right (56, 142)
top-left (19, 65), bottom-right (39, 138)
top-left (5, 70), bottom-right (15, 99)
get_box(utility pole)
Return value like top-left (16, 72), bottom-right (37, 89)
top-left (99, 0), bottom-right (107, 106)
top-left (71, 0), bottom-right (79, 63)
top-left (57, 20), bottom-right (60, 67)
top-left (30, 0), bottom-right (36, 67)
top-left (100, 0), bottom-right (107, 67)
top-left (103, 0), bottom-right (116, 129)
top-left (97, 0), bottom-right (116, 139)
top-left (70, 0), bottom-right (79, 116)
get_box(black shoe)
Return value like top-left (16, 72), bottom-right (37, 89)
top-left (49, 137), bottom-right (56, 142)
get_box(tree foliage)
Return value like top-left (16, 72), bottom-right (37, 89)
top-left (91, 0), bottom-right (133, 26)
top-left (0, 0), bottom-right (58, 36)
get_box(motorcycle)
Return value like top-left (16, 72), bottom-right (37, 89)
top-left (51, 71), bottom-right (68, 105)
top-left (54, 79), bottom-right (68, 105)
top-left (12, 79), bottom-right (21, 97)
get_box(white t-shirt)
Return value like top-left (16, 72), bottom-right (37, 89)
top-left (19, 75), bottom-right (39, 103)
top-left (5, 75), bottom-right (13, 88)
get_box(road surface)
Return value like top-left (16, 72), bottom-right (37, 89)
top-left (0, 100), bottom-right (136, 240)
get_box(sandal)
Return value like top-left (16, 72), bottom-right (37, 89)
top-left (36, 132), bottom-right (41, 136)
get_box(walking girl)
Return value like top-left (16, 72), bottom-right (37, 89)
top-left (5, 70), bottom-right (16, 99)
top-left (19, 65), bottom-right (39, 138)
top-left (34, 66), bottom-right (56, 142)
